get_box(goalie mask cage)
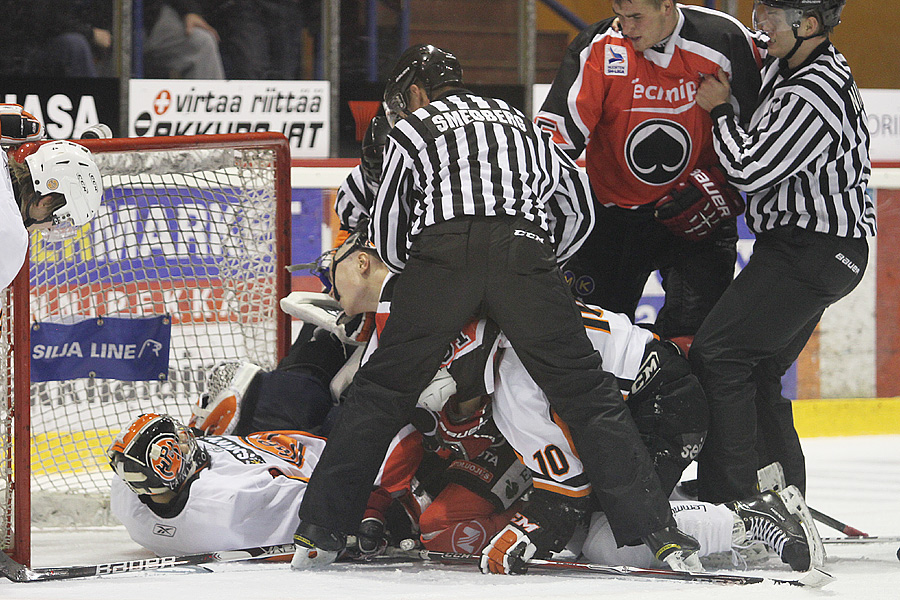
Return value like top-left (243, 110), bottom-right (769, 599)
top-left (1, 132), bottom-right (292, 566)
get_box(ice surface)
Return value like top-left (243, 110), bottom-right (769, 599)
top-left (3, 435), bottom-right (898, 599)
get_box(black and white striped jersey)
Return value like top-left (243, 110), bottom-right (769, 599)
top-left (710, 42), bottom-right (876, 238)
top-left (371, 91), bottom-right (595, 272)
top-left (334, 165), bottom-right (372, 232)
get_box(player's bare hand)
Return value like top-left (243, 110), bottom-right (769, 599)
top-left (92, 28), bottom-right (112, 49)
top-left (696, 68), bottom-right (731, 112)
top-left (184, 13), bottom-right (220, 42)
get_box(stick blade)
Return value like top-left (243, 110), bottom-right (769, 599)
top-left (797, 568), bottom-right (835, 588)
top-left (0, 551), bottom-right (31, 582)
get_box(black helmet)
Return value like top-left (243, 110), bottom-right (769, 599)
top-left (107, 413), bottom-right (209, 497)
top-left (383, 45), bottom-right (462, 126)
top-left (755, 0), bottom-right (846, 30)
top-left (361, 115), bottom-right (392, 190)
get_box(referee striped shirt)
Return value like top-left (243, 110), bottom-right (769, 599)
top-left (371, 91), bottom-right (595, 272)
top-left (710, 42), bottom-right (876, 238)
top-left (334, 165), bottom-right (372, 232)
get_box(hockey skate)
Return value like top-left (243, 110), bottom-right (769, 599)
top-left (643, 525), bottom-right (703, 572)
top-left (292, 522), bottom-right (345, 570)
top-left (728, 486), bottom-right (823, 571)
top-left (189, 361), bottom-right (262, 436)
top-left (756, 464), bottom-right (825, 568)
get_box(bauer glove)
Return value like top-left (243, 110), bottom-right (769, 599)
top-left (654, 166), bottom-right (744, 241)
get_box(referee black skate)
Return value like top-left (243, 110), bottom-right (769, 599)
top-left (691, 0), bottom-right (876, 503)
top-left (291, 44), bottom-right (700, 572)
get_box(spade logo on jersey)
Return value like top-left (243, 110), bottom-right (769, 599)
top-left (148, 435), bottom-right (184, 482)
top-left (625, 119), bottom-right (691, 186)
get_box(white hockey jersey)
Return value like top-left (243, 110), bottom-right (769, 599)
top-left (493, 301), bottom-right (655, 496)
top-left (111, 427), bottom-right (417, 556)
top-left (111, 431), bottom-right (325, 556)
top-left (1, 152), bottom-right (29, 291)
top-left (499, 300), bottom-right (654, 395)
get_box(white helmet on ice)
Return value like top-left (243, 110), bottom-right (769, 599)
top-left (24, 140), bottom-right (103, 227)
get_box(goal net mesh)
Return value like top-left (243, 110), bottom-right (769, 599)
top-left (2, 135), bottom-right (290, 559)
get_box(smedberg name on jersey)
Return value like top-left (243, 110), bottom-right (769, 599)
top-left (428, 108), bottom-right (528, 135)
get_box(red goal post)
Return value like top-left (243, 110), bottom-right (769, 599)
top-left (1, 133), bottom-right (293, 566)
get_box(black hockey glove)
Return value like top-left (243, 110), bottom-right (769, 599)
top-left (355, 516), bottom-right (388, 557)
top-left (0, 104), bottom-right (42, 145)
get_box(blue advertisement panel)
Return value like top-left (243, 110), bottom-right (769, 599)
top-left (290, 187), bottom-right (326, 266)
top-left (31, 316), bottom-right (172, 382)
top-left (30, 186), bottom-right (273, 287)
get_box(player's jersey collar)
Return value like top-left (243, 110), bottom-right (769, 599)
top-left (642, 6), bottom-right (685, 69)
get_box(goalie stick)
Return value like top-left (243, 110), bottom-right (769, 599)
top-left (405, 550), bottom-right (834, 588)
top-left (0, 543), bottom-right (295, 583)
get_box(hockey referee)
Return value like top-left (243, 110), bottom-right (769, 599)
top-left (690, 0), bottom-right (876, 503)
top-left (291, 45), bottom-right (702, 572)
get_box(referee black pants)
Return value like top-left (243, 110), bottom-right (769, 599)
top-left (298, 216), bottom-right (674, 545)
top-left (691, 226), bottom-right (868, 503)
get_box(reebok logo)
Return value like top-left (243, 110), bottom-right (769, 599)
top-left (153, 523), bottom-right (176, 537)
top-left (835, 253), bottom-right (860, 274)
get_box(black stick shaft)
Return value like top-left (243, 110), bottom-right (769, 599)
top-left (809, 507), bottom-right (869, 536)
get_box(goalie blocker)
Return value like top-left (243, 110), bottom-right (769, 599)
top-left (654, 166), bottom-right (745, 241)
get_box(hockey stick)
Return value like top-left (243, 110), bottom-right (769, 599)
top-left (757, 464), bottom-right (871, 538)
top-left (821, 535), bottom-right (900, 544)
top-left (0, 543), bottom-right (295, 583)
top-left (407, 550), bottom-right (834, 588)
top-left (809, 507), bottom-right (870, 537)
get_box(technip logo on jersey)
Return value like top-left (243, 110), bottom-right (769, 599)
top-left (605, 45), bottom-right (628, 76)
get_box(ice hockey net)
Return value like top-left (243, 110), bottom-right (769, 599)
top-left (1, 133), bottom-right (292, 565)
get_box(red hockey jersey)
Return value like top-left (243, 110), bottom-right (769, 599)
top-left (536, 5), bottom-right (762, 209)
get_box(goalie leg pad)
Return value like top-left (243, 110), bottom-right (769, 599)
top-left (189, 362), bottom-right (262, 436)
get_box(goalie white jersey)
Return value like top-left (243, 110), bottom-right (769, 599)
top-left (111, 431), bottom-right (325, 556)
top-left (1, 151), bottom-right (29, 291)
top-left (111, 428), bottom-right (416, 556)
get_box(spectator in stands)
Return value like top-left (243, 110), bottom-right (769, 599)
top-left (207, 0), bottom-right (312, 80)
top-left (143, 1), bottom-right (225, 79)
top-left (0, 1), bottom-right (110, 77)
